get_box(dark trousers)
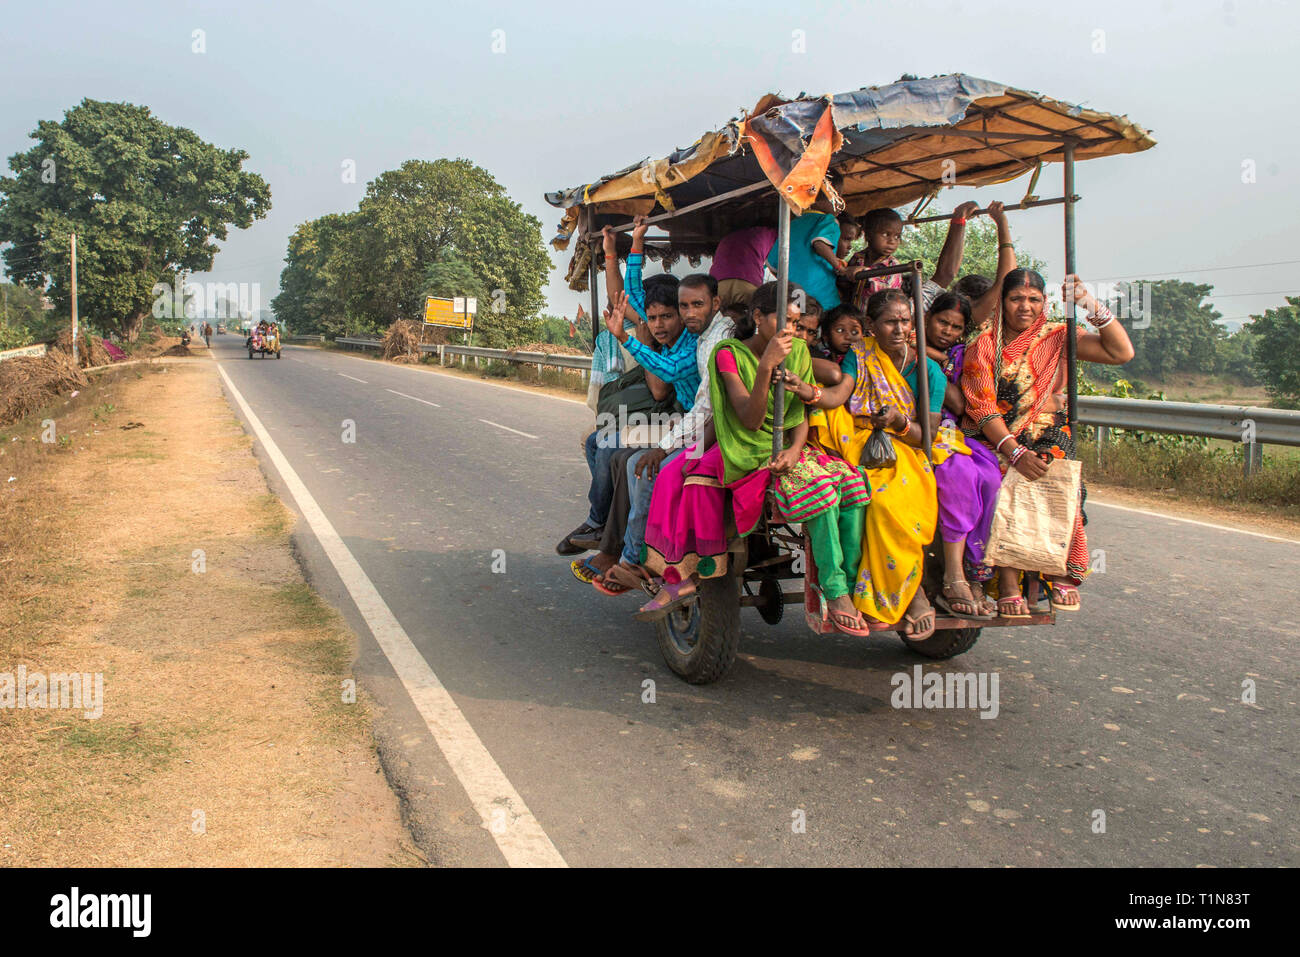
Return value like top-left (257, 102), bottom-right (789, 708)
top-left (598, 447), bottom-right (641, 558)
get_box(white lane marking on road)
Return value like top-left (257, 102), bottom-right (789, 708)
top-left (1089, 499), bottom-right (1300, 544)
top-left (386, 388), bottom-right (441, 408)
top-left (217, 364), bottom-right (566, 868)
top-left (338, 372), bottom-right (368, 383)
top-left (329, 349), bottom-right (586, 405)
top-left (478, 418), bottom-right (538, 439)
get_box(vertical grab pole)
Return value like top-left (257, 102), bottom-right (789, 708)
top-left (771, 198), bottom-right (792, 460)
top-left (911, 260), bottom-right (932, 459)
top-left (585, 209), bottom-right (600, 344)
top-left (589, 259), bottom-right (600, 345)
top-left (1064, 140), bottom-right (1078, 427)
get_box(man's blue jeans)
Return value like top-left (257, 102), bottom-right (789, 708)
top-left (584, 430), bottom-right (622, 527)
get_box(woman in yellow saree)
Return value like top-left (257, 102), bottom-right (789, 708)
top-left (810, 289), bottom-right (958, 638)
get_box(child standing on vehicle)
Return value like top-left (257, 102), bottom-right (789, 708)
top-left (844, 208), bottom-right (904, 310)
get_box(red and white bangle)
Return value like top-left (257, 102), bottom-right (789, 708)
top-left (1008, 445), bottom-right (1028, 466)
top-left (1086, 302), bottom-right (1116, 329)
top-left (995, 434), bottom-right (1016, 454)
top-left (807, 385), bottom-right (823, 405)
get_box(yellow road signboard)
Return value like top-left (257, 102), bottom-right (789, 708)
top-left (423, 296), bottom-right (473, 329)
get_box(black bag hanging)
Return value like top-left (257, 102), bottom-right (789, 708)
top-left (860, 426), bottom-right (897, 469)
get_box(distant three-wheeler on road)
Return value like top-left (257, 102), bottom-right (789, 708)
top-left (547, 74), bottom-right (1154, 683)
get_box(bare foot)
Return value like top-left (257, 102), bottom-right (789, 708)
top-left (590, 552), bottom-right (617, 574)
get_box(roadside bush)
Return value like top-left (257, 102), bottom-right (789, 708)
top-left (1082, 436), bottom-right (1300, 515)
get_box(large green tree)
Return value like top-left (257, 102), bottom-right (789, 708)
top-left (1214, 326), bottom-right (1257, 384)
top-left (270, 213), bottom-right (371, 337)
top-left (1247, 298), bottom-right (1300, 408)
top-left (272, 159), bottom-right (551, 348)
top-left (0, 99), bottom-right (270, 340)
top-left (1120, 280), bottom-right (1220, 381)
top-left (351, 158), bottom-right (550, 347)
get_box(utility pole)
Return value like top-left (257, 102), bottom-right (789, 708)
top-left (70, 232), bottom-right (79, 364)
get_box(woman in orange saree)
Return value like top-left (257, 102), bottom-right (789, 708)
top-left (961, 270), bottom-right (1135, 615)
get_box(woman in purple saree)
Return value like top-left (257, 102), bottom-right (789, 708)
top-left (924, 291), bottom-right (1002, 619)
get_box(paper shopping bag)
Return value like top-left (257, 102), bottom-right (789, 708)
top-left (984, 458), bottom-right (1082, 578)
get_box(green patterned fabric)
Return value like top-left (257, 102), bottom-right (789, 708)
top-left (708, 336), bottom-right (813, 485)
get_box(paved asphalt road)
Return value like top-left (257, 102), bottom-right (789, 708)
top-left (213, 336), bottom-right (1298, 867)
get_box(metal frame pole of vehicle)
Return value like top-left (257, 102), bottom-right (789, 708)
top-left (588, 259), bottom-right (599, 345)
top-left (911, 259), bottom-right (933, 458)
top-left (771, 197), bottom-right (792, 459)
top-left (1064, 139), bottom-right (1078, 426)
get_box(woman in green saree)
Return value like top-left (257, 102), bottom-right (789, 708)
top-left (641, 281), bottom-right (872, 635)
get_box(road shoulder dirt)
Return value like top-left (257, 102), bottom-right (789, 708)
top-left (0, 359), bottom-right (422, 866)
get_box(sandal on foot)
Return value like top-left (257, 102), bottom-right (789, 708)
top-left (997, 596), bottom-right (1032, 620)
top-left (1048, 581), bottom-right (1081, 612)
top-left (829, 608), bottom-right (872, 637)
top-left (605, 563), bottom-right (650, 593)
top-left (592, 574), bottom-right (632, 597)
top-left (901, 607), bottom-right (937, 641)
top-left (935, 580), bottom-right (996, 621)
top-left (634, 580), bottom-right (697, 621)
top-left (570, 557), bottom-right (602, 584)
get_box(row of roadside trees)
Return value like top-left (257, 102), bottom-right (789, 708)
top-left (901, 215), bottom-right (1299, 407)
top-left (269, 159), bottom-right (552, 350)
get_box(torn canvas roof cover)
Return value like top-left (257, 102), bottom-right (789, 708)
top-left (547, 73), bottom-right (1155, 288)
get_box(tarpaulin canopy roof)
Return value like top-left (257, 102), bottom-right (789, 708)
top-left (546, 73), bottom-right (1155, 290)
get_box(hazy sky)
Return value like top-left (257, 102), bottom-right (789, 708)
top-left (3, 0), bottom-right (1297, 329)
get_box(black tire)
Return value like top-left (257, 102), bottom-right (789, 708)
top-left (900, 626), bottom-right (980, 660)
top-left (654, 574), bottom-right (741, 685)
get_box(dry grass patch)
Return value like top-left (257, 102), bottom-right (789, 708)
top-left (0, 363), bottom-right (421, 867)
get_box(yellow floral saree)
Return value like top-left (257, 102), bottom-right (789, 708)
top-left (810, 338), bottom-right (955, 624)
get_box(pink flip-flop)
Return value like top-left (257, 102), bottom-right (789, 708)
top-left (829, 607), bottom-right (872, 637)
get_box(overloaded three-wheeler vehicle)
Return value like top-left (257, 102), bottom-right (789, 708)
top-left (247, 323), bottom-right (281, 359)
top-left (547, 74), bottom-right (1154, 683)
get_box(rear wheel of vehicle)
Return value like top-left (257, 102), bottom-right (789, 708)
top-left (900, 626), bottom-right (980, 660)
top-left (655, 574), bottom-right (740, 684)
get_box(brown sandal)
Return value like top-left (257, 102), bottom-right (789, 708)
top-left (936, 580), bottom-right (996, 620)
